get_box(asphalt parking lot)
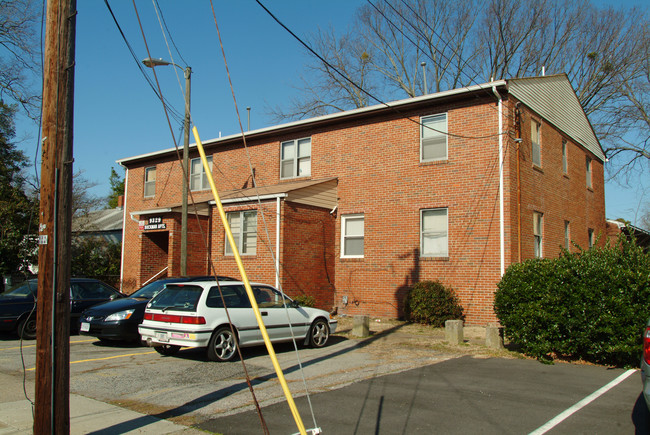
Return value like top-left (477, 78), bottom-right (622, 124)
top-left (0, 319), bottom-right (646, 434)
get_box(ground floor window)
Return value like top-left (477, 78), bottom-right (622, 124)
top-left (225, 210), bottom-right (257, 255)
top-left (341, 214), bottom-right (364, 258)
top-left (534, 212), bottom-right (543, 258)
top-left (421, 208), bottom-right (448, 257)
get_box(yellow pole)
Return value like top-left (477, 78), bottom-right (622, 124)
top-left (192, 126), bottom-right (307, 435)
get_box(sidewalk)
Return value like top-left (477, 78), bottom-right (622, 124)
top-left (0, 394), bottom-right (205, 435)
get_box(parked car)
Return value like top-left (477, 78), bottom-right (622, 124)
top-left (641, 319), bottom-right (650, 410)
top-left (0, 278), bottom-right (124, 340)
top-left (139, 280), bottom-right (337, 361)
top-left (79, 275), bottom-right (235, 343)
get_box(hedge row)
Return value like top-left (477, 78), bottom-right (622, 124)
top-left (494, 237), bottom-right (650, 366)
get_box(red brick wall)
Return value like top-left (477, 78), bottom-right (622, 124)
top-left (281, 202), bottom-right (336, 310)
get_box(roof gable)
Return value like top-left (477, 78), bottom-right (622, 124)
top-left (507, 75), bottom-right (605, 161)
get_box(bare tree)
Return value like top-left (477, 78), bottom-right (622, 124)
top-left (271, 0), bottom-right (649, 177)
top-left (0, 0), bottom-right (41, 119)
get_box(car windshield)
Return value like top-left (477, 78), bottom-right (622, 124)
top-left (130, 280), bottom-right (173, 299)
top-left (2, 281), bottom-right (37, 299)
top-left (148, 284), bottom-right (202, 312)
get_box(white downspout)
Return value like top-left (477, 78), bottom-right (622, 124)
top-left (275, 196), bottom-right (281, 288)
top-left (492, 85), bottom-right (505, 276)
top-left (119, 167), bottom-right (129, 291)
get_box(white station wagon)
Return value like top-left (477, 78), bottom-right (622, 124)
top-left (139, 280), bottom-right (337, 361)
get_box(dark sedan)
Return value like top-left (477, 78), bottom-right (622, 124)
top-left (79, 275), bottom-right (235, 343)
top-left (0, 278), bottom-right (124, 340)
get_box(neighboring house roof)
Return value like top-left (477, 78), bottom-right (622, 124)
top-left (72, 208), bottom-right (124, 233)
top-left (117, 75), bottom-right (603, 165)
top-left (130, 177), bottom-right (338, 218)
top-left (507, 74), bottom-right (605, 162)
top-left (607, 219), bottom-right (650, 250)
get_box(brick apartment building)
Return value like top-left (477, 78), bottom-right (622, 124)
top-left (117, 74), bottom-right (606, 325)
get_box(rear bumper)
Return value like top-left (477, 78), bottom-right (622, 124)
top-left (139, 324), bottom-right (212, 348)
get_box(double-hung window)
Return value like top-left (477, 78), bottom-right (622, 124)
top-left (280, 138), bottom-right (311, 179)
top-left (588, 228), bottom-right (594, 249)
top-left (144, 166), bottom-right (156, 197)
top-left (341, 214), bottom-right (364, 258)
top-left (586, 156), bottom-right (592, 189)
top-left (421, 114), bottom-right (447, 162)
top-left (532, 120), bottom-right (541, 167)
top-left (421, 208), bottom-right (448, 257)
top-left (225, 210), bottom-right (257, 255)
top-left (190, 156), bottom-right (212, 191)
top-left (562, 140), bottom-right (568, 174)
top-left (533, 212), bottom-right (543, 258)
top-left (564, 220), bottom-right (570, 251)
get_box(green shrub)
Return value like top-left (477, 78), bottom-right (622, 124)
top-left (494, 237), bottom-right (650, 366)
top-left (403, 280), bottom-right (464, 327)
top-left (293, 294), bottom-right (316, 307)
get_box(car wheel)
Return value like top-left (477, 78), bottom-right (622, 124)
top-left (308, 318), bottom-right (330, 348)
top-left (207, 327), bottom-right (238, 362)
top-left (17, 315), bottom-right (37, 340)
top-left (154, 344), bottom-right (180, 356)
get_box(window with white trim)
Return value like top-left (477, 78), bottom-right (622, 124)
top-left (190, 156), bottom-right (212, 191)
top-left (564, 220), bottom-right (570, 251)
top-left (533, 212), bottom-right (543, 258)
top-left (144, 166), bottom-right (156, 197)
top-left (341, 214), bottom-right (364, 258)
top-left (225, 210), bottom-right (257, 255)
top-left (586, 156), bottom-right (592, 189)
top-left (421, 114), bottom-right (448, 162)
top-left (421, 208), bottom-right (448, 257)
top-left (562, 140), bottom-right (568, 174)
top-left (531, 120), bottom-right (541, 167)
top-left (280, 138), bottom-right (311, 179)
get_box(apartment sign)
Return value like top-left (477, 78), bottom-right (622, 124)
top-left (139, 216), bottom-right (166, 231)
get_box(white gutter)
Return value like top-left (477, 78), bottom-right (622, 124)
top-left (129, 208), bottom-right (173, 222)
top-left (210, 192), bottom-right (288, 205)
top-left (492, 85), bottom-right (505, 276)
top-left (275, 197), bottom-right (281, 288)
top-left (119, 168), bottom-right (129, 291)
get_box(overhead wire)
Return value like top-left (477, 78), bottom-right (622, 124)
top-left (254, 0), bottom-right (505, 141)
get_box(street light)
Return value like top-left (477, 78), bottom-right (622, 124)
top-left (142, 57), bottom-right (192, 276)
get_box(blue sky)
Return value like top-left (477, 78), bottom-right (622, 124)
top-left (13, 0), bottom-right (649, 226)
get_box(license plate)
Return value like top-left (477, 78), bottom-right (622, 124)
top-left (80, 322), bottom-right (90, 332)
top-left (155, 331), bottom-right (169, 342)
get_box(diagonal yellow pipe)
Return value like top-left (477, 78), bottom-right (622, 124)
top-left (192, 126), bottom-right (307, 435)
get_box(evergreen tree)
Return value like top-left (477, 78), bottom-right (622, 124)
top-left (107, 167), bottom-right (125, 209)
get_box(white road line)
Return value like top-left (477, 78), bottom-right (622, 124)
top-left (529, 368), bottom-right (637, 435)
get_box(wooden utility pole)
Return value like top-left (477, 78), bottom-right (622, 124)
top-left (35, 0), bottom-right (76, 433)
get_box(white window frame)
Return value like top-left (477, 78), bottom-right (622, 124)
top-left (533, 212), bottom-right (543, 258)
top-left (341, 214), bottom-right (364, 258)
top-left (225, 210), bottom-right (257, 256)
top-left (420, 113), bottom-right (448, 162)
top-left (564, 220), bottom-right (570, 251)
top-left (586, 156), bottom-right (592, 189)
top-left (280, 137), bottom-right (311, 179)
top-left (532, 120), bottom-right (541, 167)
top-left (190, 156), bottom-right (212, 191)
top-left (420, 208), bottom-right (449, 257)
top-left (144, 166), bottom-right (156, 198)
top-left (562, 140), bottom-right (568, 174)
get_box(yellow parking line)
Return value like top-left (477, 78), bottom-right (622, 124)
top-left (26, 350), bottom-right (157, 371)
top-left (1, 338), bottom-right (100, 351)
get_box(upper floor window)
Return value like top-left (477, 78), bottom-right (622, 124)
top-left (144, 166), bottom-right (156, 197)
top-left (421, 114), bottom-right (448, 162)
top-left (341, 214), bottom-right (364, 258)
top-left (586, 156), bottom-right (592, 189)
top-left (190, 156), bottom-right (212, 191)
top-left (533, 211), bottom-right (543, 258)
top-left (564, 220), bottom-right (570, 251)
top-left (225, 210), bottom-right (257, 256)
top-left (531, 120), bottom-right (541, 167)
top-left (281, 138), bottom-right (311, 179)
top-left (562, 140), bottom-right (568, 174)
top-left (421, 208), bottom-right (448, 257)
